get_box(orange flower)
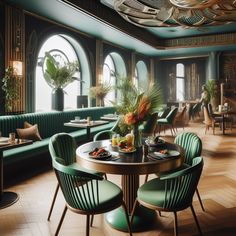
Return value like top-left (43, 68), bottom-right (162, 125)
top-left (137, 96), bottom-right (151, 120)
top-left (124, 112), bottom-right (137, 125)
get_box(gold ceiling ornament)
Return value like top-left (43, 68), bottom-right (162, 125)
top-left (114, 0), bottom-right (236, 27)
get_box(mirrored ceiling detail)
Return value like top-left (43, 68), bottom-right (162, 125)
top-left (113, 0), bottom-right (236, 27)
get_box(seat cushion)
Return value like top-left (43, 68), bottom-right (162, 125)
top-left (137, 178), bottom-right (166, 208)
top-left (74, 180), bottom-right (123, 212)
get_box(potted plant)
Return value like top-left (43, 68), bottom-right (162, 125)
top-left (89, 82), bottom-right (112, 106)
top-left (43, 52), bottom-right (80, 111)
top-left (205, 79), bottom-right (218, 111)
top-left (2, 66), bottom-right (21, 113)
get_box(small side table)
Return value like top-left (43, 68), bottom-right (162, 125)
top-left (0, 138), bottom-right (33, 209)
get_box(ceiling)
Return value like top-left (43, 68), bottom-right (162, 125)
top-left (5, 0), bottom-right (236, 56)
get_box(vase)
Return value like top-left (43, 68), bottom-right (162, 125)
top-left (52, 88), bottom-right (64, 111)
top-left (133, 124), bottom-right (142, 148)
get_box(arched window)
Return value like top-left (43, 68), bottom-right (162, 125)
top-left (35, 35), bottom-right (82, 112)
top-left (176, 63), bottom-right (185, 101)
top-left (135, 61), bottom-right (148, 90)
top-left (102, 52), bottom-right (126, 106)
top-left (103, 54), bottom-right (116, 106)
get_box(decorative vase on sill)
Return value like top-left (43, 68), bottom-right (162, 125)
top-left (133, 124), bottom-right (142, 148)
top-left (52, 88), bottom-right (64, 111)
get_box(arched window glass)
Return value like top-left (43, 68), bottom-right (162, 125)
top-left (102, 55), bottom-right (116, 106)
top-left (35, 35), bottom-right (81, 112)
top-left (135, 61), bottom-right (148, 90)
top-left (176, 63), bottom-right (185, 101)
top-left (134, 67), bottom-right (138, 88)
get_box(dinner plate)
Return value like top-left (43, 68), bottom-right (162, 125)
top-left (119, 148), bottom-right (136, 153)
top-left (0, 137), bottom-right (9, 142)
top-left (145, 139), bottom-right (165, 147)
top-left (70, 119), bottom-right (87, 124)
top-left (148, 150), bottom-right (180, 159)
top-left (88, 149), bottom-right (112, 160)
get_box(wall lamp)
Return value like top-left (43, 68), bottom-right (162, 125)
top-left (11, 60), bottom-right (23, 77)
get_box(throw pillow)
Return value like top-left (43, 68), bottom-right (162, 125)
top-left (17, 123), bottom-right (42, 141)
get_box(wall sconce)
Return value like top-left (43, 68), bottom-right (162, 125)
top-left (11, 60), bottom-right (23, 77)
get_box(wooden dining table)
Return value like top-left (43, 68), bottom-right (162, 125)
top-left (213, 110), bottom-right (235, 135)
top-left (0, 138), bottom-right (33, 209)
top-left (64, 120), bottom-right (109, 140)
top-left (76, 139), bottom-right (184, 232)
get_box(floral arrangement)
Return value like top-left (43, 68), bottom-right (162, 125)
top-left (113, 77), bottom-right (162, 146)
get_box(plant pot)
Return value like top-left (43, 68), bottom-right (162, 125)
top-left (52, 88), bottom-right (64, 111)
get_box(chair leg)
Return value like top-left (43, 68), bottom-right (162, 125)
top-left (196, 188), bottom-right (205, 211)
top-left (47, 182), bottom-right (60, 221)
top-left (55, 205), bottom-right (67, 236)
top-left (122, 201), bottom-right (133, 236)
top-left (190, 204), bottom-right (203, 236)
top-left (86, 215), bottom-right (90, 236)
top-left (173, 211), bottom-right (178, 236)
top-left (130, 199), bottom-right (139, 225)
top-left (144, 174), bottom-right (149, 183)
top-left (90, 215), bottom-right (94, 227)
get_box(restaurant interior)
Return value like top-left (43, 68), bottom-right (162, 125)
top-left (1, 0), bottom-right (236, 235)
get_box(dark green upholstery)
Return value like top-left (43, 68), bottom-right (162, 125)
top-left (158, 107), bottom-right (171, 118)
top-left (191, 103), bottom-right (201, 120)
top-left (52, 156), bottom-right (132, 236)
top-left (1, 107), bottom-right (115, 166)
top-left (134, 157), bottom-right (203, 236)
top-left (174, 132), bottom-right (202, 165)
top-left (142, 112), bottom-right (159, 137)
top-left (156, 107), bottom-right (178, 135)
top-left (48, 133), bottom-right (107, 221)
top-left (93, 117), bottom-right (121, 141)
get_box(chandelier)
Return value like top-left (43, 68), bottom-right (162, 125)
top-left (114, 0), bottom-right (236, 27)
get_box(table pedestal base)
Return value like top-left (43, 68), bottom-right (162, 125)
top-left (0, 191), bottom-right (19, 209)
top-left (105, 205), bottom-right (156, 232)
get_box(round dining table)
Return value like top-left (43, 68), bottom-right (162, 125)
top-left (76, 139), bottom-right (184, 232)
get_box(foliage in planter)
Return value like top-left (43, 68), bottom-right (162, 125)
top-left (43, 52), bottom-right (80, 91)
top-left (205, 79), bottom-right (217, 100)
top-left (89, 82), bottom-right (112, 106)
top-left (2, 66), bottom-right (21, 111)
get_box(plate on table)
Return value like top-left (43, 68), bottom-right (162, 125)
top-left (119, 147), bottom-right (136, 153)
top-left (70, 119), bottom-right (87, 124)
top-left (148, 150), bottom-right (180, 160)
top-left (89, 147), bottom-right (112, 160)
top-left (145, 138), bottom-right (165, 147)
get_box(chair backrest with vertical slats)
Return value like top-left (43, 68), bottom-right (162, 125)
top-left (174, 132), bottom-right (202, 165)
top-left (160, 156), bottom-right (203, 210)
top-left (49, 133), bottom-right (76, 165)
top-left (52, 159), bottom-right (103, 211)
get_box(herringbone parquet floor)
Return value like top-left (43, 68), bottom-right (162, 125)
top-left (1, 118), bottom-right (236, 236)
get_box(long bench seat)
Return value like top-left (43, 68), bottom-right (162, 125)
top-left (0, 107), bottom-right (115, 180)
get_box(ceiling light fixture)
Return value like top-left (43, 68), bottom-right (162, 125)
top-left (114, 0), bottom-right (236, 27)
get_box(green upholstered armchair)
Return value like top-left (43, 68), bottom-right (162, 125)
top-left (52, 157), bottom-right (132, 236)
top-left (174, 132), bottom-right (205, 211)
top-left (132, 156), bottom-right (204, 236)
top-left (93, 117), bottom-right (121, 141)
top-left (156, 107), bottom-right (178, 136)
top-left (48, 133), bottom-right (106, 221)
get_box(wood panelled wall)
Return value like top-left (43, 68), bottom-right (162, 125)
top-left (5, 5), bottom-right (25, 114)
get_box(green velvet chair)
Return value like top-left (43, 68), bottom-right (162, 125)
top-left (47, 133), bottom-right (105, 221)
top-left (132, 156), bottom-right (204, 236)
top-left (156, 107), bottom-right (178, 136)
top-left (174, 132), bottom-right (205, 211)
top-left (93, 117), bottom-right (121, 141)
top-left (52, 158), bottom-right (132, 236)
top-left (141, 112), bottom-right (159, 137)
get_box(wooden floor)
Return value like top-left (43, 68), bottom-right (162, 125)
top-left (1, 117), bottom-right (236, 236)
